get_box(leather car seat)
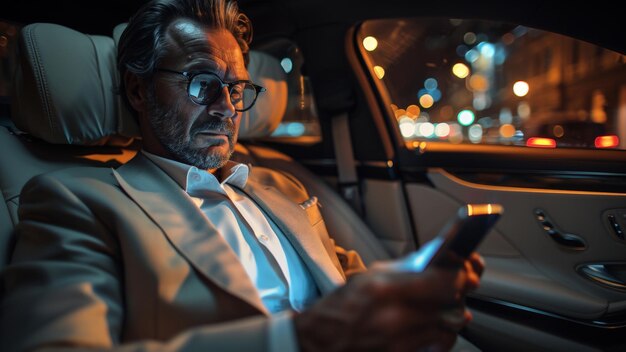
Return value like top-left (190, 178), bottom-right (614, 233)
top-left (0, 23), bottom-right (140, 265)
top-left (0, 22), bottom-right (389, 268)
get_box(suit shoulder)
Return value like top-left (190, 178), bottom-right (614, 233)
top-left (23, 166), bottom-right (116, 194)
top-left (248, 165), bottom-right (306, 192)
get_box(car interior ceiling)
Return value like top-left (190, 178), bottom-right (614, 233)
top-left (4, 0), bottom-right (624, 52)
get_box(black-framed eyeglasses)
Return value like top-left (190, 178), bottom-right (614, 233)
top-left (154, 68), bottom-right (266, 112)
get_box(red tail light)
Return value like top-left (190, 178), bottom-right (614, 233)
top-left (594, 135), bottom-right (619, 148)
top-left (526, 137), bottom-right (556, 148)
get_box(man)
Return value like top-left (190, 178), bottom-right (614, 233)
top-left (0, 0), bottom-right (483, 351)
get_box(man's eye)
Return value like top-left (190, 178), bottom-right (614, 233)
top-left (230, 85), bottom-right (244, 103)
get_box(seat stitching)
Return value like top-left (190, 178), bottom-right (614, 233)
top-left (86, 34), bottom-right (108, 138)
top-left (25, 25), bottom-right (58, 136)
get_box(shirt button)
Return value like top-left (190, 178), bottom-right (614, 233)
top-left (259, 234), bottom-right (269, 243)
top-left (192, 174), bottom-right (201, 181)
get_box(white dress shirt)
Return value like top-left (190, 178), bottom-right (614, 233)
top-left (143, 149), bottom-right (321, 304)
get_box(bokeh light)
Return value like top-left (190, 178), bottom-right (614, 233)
top-left (424, 78), bottom-right (438, 90)
top-left (513, 81), bottom-right (530, 97)
top-left (499, 108), bottom-right (513, 124)
top-left (463, 32), bottom-right (477, 45)
top-left (553, 125), bottom-right (564, 138)
top-left (406, 104), bottom-right (421, 117)
top-left (394, 109), bottom-right (406, 119)
top-left (469, 74), bottom-right (489, 92)
top-left (473, 94), bottom-right (491, 110)
top-left (280, 58), bottom-right (293, 73)
top-left (499, 124), bottom-right (516, 138)
top-left (373, 65), bottom-right (385, 79)
top-left (399, 117), bottom-right (416, 138)
top-left (363, 36), bottom-right (378, 51)
top-left (468, 124), bottom-right (483, 143)
top-left (465, 49), bottom-right (479, 63)
top-left (435, 123), bottom-right (450, 138)
top-left (418, 122), bottom-right (435, 137)
top-left (458, 109), bottom-right (475, 126)
top-left (452, 63), bottom-right (470, 78)
top-left (478, 42), bottom-right (495, 57)
top-left (419, 94), bottom-right (434, 108)
top-left (449, 124), bottom-right (464, 144)
top-left (517, 102), bottom-right (531, 119)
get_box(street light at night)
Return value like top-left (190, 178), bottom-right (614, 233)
top-left (513, 81), bottom-right (529, 97)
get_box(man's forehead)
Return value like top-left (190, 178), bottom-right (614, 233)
top-left (163, 19), bottom-right (246, 73)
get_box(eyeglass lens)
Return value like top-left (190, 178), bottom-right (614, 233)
top-left (188, 73), bottom-right (257, 111)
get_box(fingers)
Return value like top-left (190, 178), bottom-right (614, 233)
top-left (468, 252), bottom-right (485, 277)
top-left (463, 260), bottom-right (480, 291)
top-left (366, 269), bottom-right (465, 304)
top-left (460, 252), bottom-right (485, 292)
top-left (295, 265), bottom-right (478, 352)
top-left (369, 263), bottom-right (481, 305)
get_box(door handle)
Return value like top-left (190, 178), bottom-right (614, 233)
top-left (577, 263), bottom-right (626, 291)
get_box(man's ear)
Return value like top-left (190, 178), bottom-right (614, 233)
top-left (124, 71), bottom-right (148, 114)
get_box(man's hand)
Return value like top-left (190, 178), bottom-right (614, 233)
top-left (294, 253), bottom-right (484, 352)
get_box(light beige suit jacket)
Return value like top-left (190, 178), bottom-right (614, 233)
top-left (0, 154), bottom-right (365, 351)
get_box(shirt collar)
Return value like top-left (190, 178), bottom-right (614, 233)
top-left (142, 150), bottom-right (249, 192)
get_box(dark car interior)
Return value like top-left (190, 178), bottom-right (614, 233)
top-left (2, 0), bottom-right (626, 351)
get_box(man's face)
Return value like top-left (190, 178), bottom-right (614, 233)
top-left (144, 19), bottom-right (248, 170)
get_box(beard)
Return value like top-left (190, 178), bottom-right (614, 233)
top-left (146, 87), bottom-right (236, 170)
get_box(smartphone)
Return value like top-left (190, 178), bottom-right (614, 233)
top-left (393, 203), bottom-right (503, 272)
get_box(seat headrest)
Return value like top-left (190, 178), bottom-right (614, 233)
top-left (12, 23), bottom-right (139, 145)
top-left (111, 23), bottom-right (287, 141)
top-left (13, 22), bottom-right (286, 145)
top-left (239, 50), bottom-right (288, 139)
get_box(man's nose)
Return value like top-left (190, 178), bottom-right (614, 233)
top-left (207, 86), bottom-right (236, 119)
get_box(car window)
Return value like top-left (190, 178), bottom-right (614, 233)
top-left (255, 39), bottom-right (322, 144)
top-left (358, 18), bottom-right (626, 150)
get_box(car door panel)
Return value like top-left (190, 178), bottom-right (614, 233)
top-left (405, 167), bottom-right (626, 322)
top-left (468, 309), bottom-right (601, 352)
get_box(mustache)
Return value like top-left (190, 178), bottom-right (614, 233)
top-left (191, 118), bottom-right (235, 136)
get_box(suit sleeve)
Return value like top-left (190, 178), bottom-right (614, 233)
top-left (0, 174), bottom-right (273, 352)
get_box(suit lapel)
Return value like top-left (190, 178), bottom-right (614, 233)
top-left (113, 154), bottom-right (268, 315)
top-left (242, 178), bottom-right (346, 294)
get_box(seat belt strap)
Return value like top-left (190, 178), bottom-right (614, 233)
top-left (331, 112), bottom-right (363, 216)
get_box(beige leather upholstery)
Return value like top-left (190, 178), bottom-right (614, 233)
top-left (239, 51), bottom-right (288, 139)
top-left (12, 23), bottom-right (138, 145)
top-left (1, 23), bottom-right (141, 265)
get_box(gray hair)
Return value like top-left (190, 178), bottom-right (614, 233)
top-left (117, 0), bottom-right (252, 113)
